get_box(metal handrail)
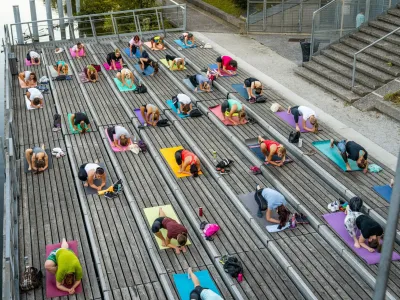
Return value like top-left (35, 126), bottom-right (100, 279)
top-left (351, 25), bottom-right (400, 87)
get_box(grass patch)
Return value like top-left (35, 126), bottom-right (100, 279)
top-left (202, 0), bottom-right (245, 17)
top-left (384, 91), bottom-right (400, 105)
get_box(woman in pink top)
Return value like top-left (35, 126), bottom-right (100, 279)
top-left (216, 55), bottom-right (237, 75)
top-left (128, 35), bottom-right (143, 57)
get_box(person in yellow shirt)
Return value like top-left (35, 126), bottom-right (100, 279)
top-left (44, 238), bottom-right (82, 294)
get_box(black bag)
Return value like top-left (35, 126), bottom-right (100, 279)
top-left (256, 95), bottom-right (267, 103)
top-left (223, 256), bottom-right (243, 278)
top-left (20, 266), bottom-right (43, 291)
top-left (216, 159), bottom-right (233, 169)
top-left (255, 190), bottom-right (268, 211)
top-left (189, 108), bottom-right (202, 118)
top-left (138, 140), bottom-right (147, 152)
top-left (288, 131), bottom-right (300, 143)
top-left (54, 75), bottom-right (66, 81)
top-left (135, 84), bottom-right (147, 94)
top-left (156, 119), bottom-right (170, 127)
top-left (53, 113), bottom-right (61, 128)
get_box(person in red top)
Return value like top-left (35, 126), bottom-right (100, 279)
top-left (151, 207), bottom-right (189, 254)
top-left (258, 136), bottom-right (287, 166)
top-left (175, 149), bottom-right (201, 177)
top-left (216, 55), bottom-right (237, 75)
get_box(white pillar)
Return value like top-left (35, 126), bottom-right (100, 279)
top-left (29, 0), bottom-right (39, 41)
top-left (13, 6), bottom-right (24, 44)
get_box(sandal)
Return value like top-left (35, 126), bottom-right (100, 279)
top-left (303, 149), bottom-right (317, 156)
top-left (300, 213), bottom-right (310, 224)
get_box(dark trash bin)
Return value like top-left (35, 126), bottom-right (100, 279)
top-left (300, 40), bottom-right (320, 62)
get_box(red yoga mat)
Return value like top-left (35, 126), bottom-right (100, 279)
top-left (45, 240), bottom-right (82, 298)
top-left (209, 104), bottom-right (248, 126)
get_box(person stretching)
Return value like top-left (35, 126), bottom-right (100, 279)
top-left (26, 50), bottom-right (40, 65)
top-left (150, 36), bottom-right (165, 50)
top-left (151, 207), bottom-right (188, 254)
top-left (71, 42), bottom-right (85, 58)
top-left (330, 139), bottom-right (368, 173)
top-left (18, 71), bottom-right (38, 87)
top-left (287, 105), bottom-right (318, 133)
top-left (180, 32), bottom-right (195, 47)
top-left (257, 136), bottom-right (286, 166)
top-left (216, 55), bottom-right (237, 75)
top-left (255, 185), bottom-right (291, 227)
top-left (221, 99), bottom-right (246, 125)
top-left (175, 149), bottom-right (201, 177)
top-left (128, 35), bottom-right (143, 57)
top-left (244, 78), bottom-right (262, 99)
top-left (25, 144), bottom-right (48, 172)
top-left (70, 112), bottom-right (91, 134)
top-left (187, 267), bottom-right (223, 300)
top-left (44, 238), bottom-right (82, 295)
top-left (172, 94), bottom-right (192, 115)
top-left (55, 61), bottom-right (69, 76)
top-left (165, 54), bottom-right (185, 70)
top-left (84, 65), bottom-right (99, 83)
top-left (187, 74), bottom-right (211, 92)
top-left (107, 125), bottom-right (132, 150)
top-left (26, 87), bottom-right (44, 108)
top-left (106, 49), bottom-right (123, 70)
top-left (140, 104), bottom-right (160, 126)
top-left (116, 68), bottom-right (135, 89)
top-left (78, 163), bottom-right (106, 191)
top-left (139, 51), bottom-right (159, 76)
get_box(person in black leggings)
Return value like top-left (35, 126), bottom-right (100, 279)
top-left (330, 139), bottom-right (368, 173)
top-left (139, 51), bottom-right (159, 76)
top-left (106, 49), bottom-right (123, 70)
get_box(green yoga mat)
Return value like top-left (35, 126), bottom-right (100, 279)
top-left (113, 78), bottom-right (136, 92)
top-left (312, 140), bottom-right (361, 172)
top-left (159, 59), bottom-right (186, 71)
top-left (67, 113), bottom-right (91, 134)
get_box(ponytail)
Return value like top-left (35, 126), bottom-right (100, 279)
top-left (277, 205), bottom-right (290, 227)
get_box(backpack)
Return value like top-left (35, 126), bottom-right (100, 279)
top-left (54, 75), bottom-right (66, 81)
top-left (39, 76), bottom-right (50, 84)
top-left (288, 131), bottom-right (300, 143)
top-left (135, 84), bottom-right (147, 94)
top-left (189, 108), bottom-right (202, 118)
top-left (156, 119), bottom-right (170, 127)
top-left (200, 221), bottom-right (220, 241)
top-left (216, 159), bottom-right (233, 169)
top-left (256, 95), bottom-right (267, 103)
top-left (222, 256), bottom-right (243, 278)
top-left (53, 113), bottom-right (61, 128)
top-left (254, 190), bottom-right (268, 211)
top-left (138, 140), bottom-right (147, 153)
top-left (20, 266), bottom-right (43, 291)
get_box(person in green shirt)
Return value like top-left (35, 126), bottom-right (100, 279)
top-left (84, 64), bottom-right (99, 83)
top-left (45, 238), bottom-right (83, 294)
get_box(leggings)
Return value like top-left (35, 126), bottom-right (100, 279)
top-left (344, 211), bottom-right (363, 237)
top-left (166, 54), bottom-right (176, 62)
top-left (78, 163), bottom-right (88, 181)
top-left (188, 75), bottom-right (198, 87)
top-left (175, 149), bottom-right (183, 165)
top-left (106, 54), bottom-right (121, 66)
top-left (332, 140), bottom-right (348, 163)
top-left (254, 188), bottom-right (267, 211)
top-left (290, 106), bottom-right (300, 123)
top-left (107, 126), bottom-right (116, 142)
top-left (128, 43), bottom-right (138, 54)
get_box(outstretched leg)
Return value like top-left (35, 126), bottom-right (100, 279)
top-left (61, 238), bottom-right (69, 249)
top-left (159, 207), bottom-right (166, 217)
top-left (188, 267), bottom-right (201, 287)
top-left (25, 149), bottom-right (33, 171)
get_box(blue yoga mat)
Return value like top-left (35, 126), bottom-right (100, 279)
top-left (134, 64), bottom-right (154, 76)
top-left (113, 78), bottom-right (136, 92)
top-left (174, 39), bottom-right (195, 48)
top-left (183, 78), bottom-right (204, 93)
top-left (166, 99), bottom-right (190, 119)
top-left (232, 83), bottom-right (250, 99)
top-left (173, 270), bottom-right (221, 299)
top-left (124, 48), bottom-right (141, 58)
top-left (248, 144), bottom-right (293, 165)
top-left (312, 140), bottom-right (361, 172)
top-left (373, 185), bottom-right (392, 203)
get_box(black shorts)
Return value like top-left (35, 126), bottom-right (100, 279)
top-left (188, 75), bottom-right (197, 87)
top-left (189, 286), bottom-right (205, 300)
top-left (166, 54), bottom-right (176, 62)
top-left (290, 106), bottom-right (300, 123)
top-left (78, 163), bottom-right (88, 181)
top-left (244, 77), bottom-right (257, 88)
top-left (174, 149), bottom-right (183, 165)
top-left (26, 52), bottom-right (31, 61)
top-left (216, 56), bottom-right (222, 63)
top-left (107, 126), bottom-right (116, 141)
top-left (151, 217), bottom-right (165, 233)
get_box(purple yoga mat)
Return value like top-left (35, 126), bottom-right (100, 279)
top-left (323, 212), bottom-right (400, 264)
top-left (134, 108), bottom-right (145, 124)
top-left (275, 111), bottom-right (320, 133)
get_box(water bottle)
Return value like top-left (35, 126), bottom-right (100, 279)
top-left (133, 135), bottom-right (137, 144)
top-left (298, 138), bottom-right (303, 148)
top-left (238, 273), bottom-right (243, 282)
top-left (212, 150), bottom-right (217, 163)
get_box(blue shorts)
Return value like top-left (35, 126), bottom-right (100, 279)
top-left (336, 140), bottom-right (346, 154)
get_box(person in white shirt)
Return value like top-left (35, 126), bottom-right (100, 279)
top-left (165, 55), bottom-right (185, 70)
top-left (106, 125), bottom-right (132, 149)
top-left (188, 267), bottom-right (223, 300)
top-left (172, 94), bottom-right (192, 114)
top-left (287, 105), bottom-right (318, 132)
top-left (26, 50), bottom-right (40, 65)
top-left (128, 35), bottom-right (143, 57)
top-left (78, 163), bottom-right (106, 191)
top-left (18, 71), bottom-right (38, 87)
top-left (71, 42), bottom-right (85, 58)
top-left (26, 88), bottom-right (44, 108)
top-left (116, 68), bottom-right (135, 89)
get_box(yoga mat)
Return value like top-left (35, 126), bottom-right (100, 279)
top-left (82, 163), bottom-right (113, 195)
top-left (105, 128), bottom-right (129, 152)
top-left (24, 148), bottom-right (53, 173)
top-left (48, 65), bottom-right (74, 78)
top-left (113, 78), bottom-right (136, 92)
top-left (78, 72), bottom-right (90, 83)
top-left (160, 146), bottom-right (202, 178)
top-left (166, 99), bottom-right (189, 119)
top-left (123, 47), bottom-right (141, 58)
top-left (144, 41), bottom-right (165, 50)
top-left (25, 96), bottom-right (43, 110)
top-left (134, 108), bottom-right (146, 125)
top-left (209, 105), bottom-right (248, 126)
top-left (102, 62), bottom-right (122, 71)
top-left (323, 212), bottom-right (400, 264)
top-left (143, 204), bottom-right (191, 249)
top-left (70, 47), bottom-right (85, 58)
top-left (160, 59), bottom-right (186, 71)
top-left (174, 39), bottom-right (196, 49)
top-left (67, 113), bottom-right (91, 134)
top-left (46, 240), bottom-right (82, 298)
top-left (173, 270), bottom-right (220, 299)
top-left (183, 78), bottom-right (205, 93)
top-left (208, 63), bottom-right (236, 77)
top-left (373, 185), bottom-right (392, 203)
top-left (275, 111), bottom-right (321, 133)
top-left (134, 64), bottom-right (154, 76)
top-left (312, 140), bottom-right (361, 172)
top-left (19, 78), bottom-right (36, 89)
top-left (25, 58), bottom-right (32, 66)
top-left (232, 83), bottom-right (251, 99)
top-left (247, 144), bottom-right (293, 166)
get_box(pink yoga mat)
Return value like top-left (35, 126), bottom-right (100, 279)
top-left (323, 212), bottom-right (400, 264)
top-left (275, 111), bottom-right (321, 133)
top-left (25, 58), bottom-right (32, 66)
top-left (209, 105), bottom-right (248, 126)
top-left (103, 62), bottom-right (122, 70)
top-left (19, 78), bottom-right (36, 89)
top-left (134, 108), bottom-right (146, 125)
top-left (70, 47), bottom-right (85, 58)
top-left (105, 128), bottom-right (129, 152)
top-left (45, 240), bottom-right (82, 297)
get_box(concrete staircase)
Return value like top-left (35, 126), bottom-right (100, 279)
top-left (295, 5), bottom-right (400, 103)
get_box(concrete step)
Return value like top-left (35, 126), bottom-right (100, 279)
top-left (350, 31), bottom-right (400, 56)
top-left (302, 61), bottom-right (372, 96)
top-left (359, 26), bottom-right (400, 46)
top-left (388, 8), bottom-right (400, 18)
top-left (378, 13), bottom-right (400, 26)
top-left (368, 20), bottom-right (400, 35)
top-left (295, 67), bottom-right (361, 102)
top-left (330, 43), bottom-right (400, 76)
top-left (320, 49), bottom-right (393, 83)
top-left (341, 37), bottom-right (400, 66)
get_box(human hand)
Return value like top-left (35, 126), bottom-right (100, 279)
top-left (367, 247), bottom-right (375, 253)
top-left (161, 240), bottom-right (166, 247)
top-left (175, 247), bottom-right (181, 254)
top-left (363, 168), bottom-right (368, 174)
top-left (295, 125), bottom-right (300, 132)
top-left (68, 288), bottom-right (75, 294)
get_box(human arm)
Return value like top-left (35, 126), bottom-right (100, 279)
top-left (40, 155), bottom-right (49, 171)
top-left (31, 154), bottom-right (37, 171)
top-left (358, 235), bottom-right (375, 252)
top-left (68, 280), bottom-right (81, 294)
top-left (70, 114), bottom-right (78, 131)
top-left (266, 145), bottom-right (283, 167)
top-left (57, 64), bottom-right (62, 76)
top-left (302, 119), bottom-right (315, 132)
top-left (56, 281), bottom-right (72, 292)
top-left (178, 159), bottom-right (191, 175)
top-left (155, 231), bottom-right (166, 246)
top-left (87, 173), bottom-right (101, 191)
top-left (94, 70), bottom-right (99, 82)
top-left (100, 174), bottom-right (106, 190)
top-left (266, 209), bottom-right (280, 224)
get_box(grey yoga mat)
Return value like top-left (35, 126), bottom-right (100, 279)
top-left (24, 148), bottom-right (53, 173)
top-left (82, 163), bottom-right (113, 195)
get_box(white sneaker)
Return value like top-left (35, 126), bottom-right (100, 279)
top-left (327, 201), bottom-right (339, 212)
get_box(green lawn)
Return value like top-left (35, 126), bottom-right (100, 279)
top-left (202, 0), bottom-right (245, 17)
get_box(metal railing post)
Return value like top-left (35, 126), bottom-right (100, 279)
top-left (352, 54), bottom-right (357, 87)
top-left (136, 15), bottom-right (143, 40)
top-left (156, 9), bottom-right (161, 32)
top-left (263, 0), bottom-right (267, 31)
top-left (299, 0), bottom-right (303, 32)
top-left (159, 12), bottom-right (166, 37)
top-left (133, 12), bottom-right (138, 32)
top-left (89, 16), bottom-right (98, 43)
top-left (183, 5), bottom-right (187, 30)
top-left (29, 0), bottom-right (39, 41)
top-left (111, 14), bottom-right (119, 41)
top-left (365, 0), bottom-right (371, 22)
top-left (13, 6), bottom-right (23, 44)
top-left (45, 0), bottom-right (53, 40)
top-left (310, 12), bottom-right (315, 57)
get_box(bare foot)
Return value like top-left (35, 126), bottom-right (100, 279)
top-left (287, 106), bottom-right (291, 114)
top-left (28, 166), bottom-right (32, 171)
top-left (354, 241), bottom-right (360, 249)
top-left (330, 139), bottom-right (334, 148)
top-left (181, 246), bottom-right (187, 253)
top-left (175, 248), bottom-right (181, 254)
top-left (390, 178), bottom-right (394, 188)
top-left (161, 240), bottom-right (166, 247)
top-left (84, 183), bottom-right (88, 187)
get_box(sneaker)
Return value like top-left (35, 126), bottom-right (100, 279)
top-left (256, 184), bottom-right (261, 191)
top-left (142, 72), bottom-right (146, 75)
top-left (327, 201), bottom-right (339, 212)
top-left (52, 127), bottom-right (60, 132)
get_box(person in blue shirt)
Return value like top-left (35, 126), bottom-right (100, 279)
top-left (188, 267), bottom-right (223, 300)
top-left (255, 185), bottom-right (290, 227)
top-left (356, 11), bottom-right (365, 28)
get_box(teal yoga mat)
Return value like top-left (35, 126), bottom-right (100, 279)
top-left (166, 99), bottom-right (189, 119)
top-left (312, 140), bottom-right (361, 172)
top-left (113, 78), bottom-right (136, 92)
top-left (134, 64), bottom-right (154, 76)
top-left (173, 270), bottom-right (220, 299)
top-left (174, 39), bottom-right (195, 48)
top-left (232, 83), bottom-right (250, 99)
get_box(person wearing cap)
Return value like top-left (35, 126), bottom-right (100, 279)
top-left (187, 267), bottom-right (223, 300)
top-left (175, 149), bottom-right (201, 177)
top-left (78, 163), bottom-right (106, 191)
top-left (330, 139), bottom-right (368, 173)
top-left (151, 207), bottom-right (188, 254)
top-left (26, 87), bottom-right (44, 108)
